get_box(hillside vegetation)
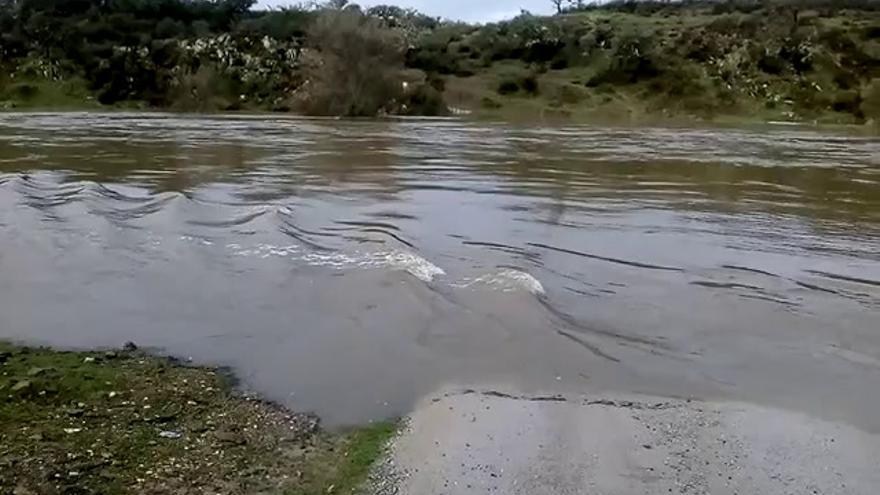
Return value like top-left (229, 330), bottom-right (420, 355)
top-left (1, 0), bottom-right (879, 125)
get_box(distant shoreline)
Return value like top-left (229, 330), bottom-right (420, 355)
top-left (3, 2), bottom-right (879, 123)
top-left (1, 106), bottom-right (876, 137)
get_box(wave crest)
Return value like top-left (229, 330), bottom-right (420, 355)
top-left (457, 269), bottom-right (545, 295)
top-left (224, 242), bottom-right (445, 282)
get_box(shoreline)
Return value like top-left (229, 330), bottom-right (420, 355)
top-left (1, 107), bottom-right (877, 137)
top-left (4, 342), bottom-right (880, 494)
top-left (0, 341), bottom-right (396, 495)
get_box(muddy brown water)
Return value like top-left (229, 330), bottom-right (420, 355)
top-left (1, 113), bottom-right (878, 429)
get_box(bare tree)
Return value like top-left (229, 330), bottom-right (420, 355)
top-left (551, 0), bottom-right (564, 14)
top-left (299, 8), bottom-right (405, 116)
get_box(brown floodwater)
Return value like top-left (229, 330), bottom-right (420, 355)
top-left (1, 113), bottom-right (878, 428)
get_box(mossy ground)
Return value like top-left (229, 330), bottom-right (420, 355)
top-left (0, 78), bottom-right (106, 111)
top-left (0, 341), bottom-right (396, 495)
top-left (443, 60), bottom-right (869, 127)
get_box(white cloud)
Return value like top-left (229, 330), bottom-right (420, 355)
top-left (256, 0), bottom-right (553, 22)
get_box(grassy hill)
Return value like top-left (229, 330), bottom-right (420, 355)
top-left (419, 2), bottom-right (880, 124)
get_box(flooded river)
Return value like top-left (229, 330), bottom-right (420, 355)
top-left (1, 113), bottom-right (878, 428)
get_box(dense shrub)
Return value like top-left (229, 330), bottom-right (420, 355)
top-left (521, 74), bottom-right (539, 94)
top-left (587, 30), bottom-right (661, 86)
top-left (298, 9), bottom-right (405, 116)
top-left (169, 65), bottom-right (239, 111)
top-left (864, 25), bottom-right (880, 40)
top-left (497, 79), bottom-right (519, 95)
top-left (550, 83), bottom-right (588, 105)
top-left (830, 89), bottom-right (861, 114)
top-left (1, 0), bottom-right (879, 121)
top-left (10, 83), bottom-right (38, 100)
top-left (481, 96), bottom-right (502, 109)
top-left (496, 70), bottom-right (540, 96)
top-left (406, 24), bottom-right (476, 74)
top-left (400, 83), bottom-right (448, 116)
top-left (757, 49), bottom-right (787, 75)
top-left (235, 8), bottom-right (314, 39)
top-left (860, 79), bottom-right (880, 120)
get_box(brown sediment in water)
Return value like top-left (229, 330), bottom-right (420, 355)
top-left (0, 114), bottom-right (879, 432)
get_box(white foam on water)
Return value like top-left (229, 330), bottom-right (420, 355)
top-left (179, 235), bottom-right (214, 246)
top-left (455, 269), bottom-right (545, 295)
top-left (301, 250), bottom-right (445, 282)
top-left (178, 238), bottom-right (547, 289)
top-left (221, 242), bottom-right (445, 282)
top-left (373, 250), bottom-right (446, 282)
top-left (228, 243), bottom-right (300, 258)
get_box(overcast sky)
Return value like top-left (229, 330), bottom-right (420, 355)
top-left (260, 1), bottom-right (555, 23)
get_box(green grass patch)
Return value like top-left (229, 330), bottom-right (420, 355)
top-left (0, 78), bottom-right (103, 110)
top-left (0, 341), bottom-right (398, 495)
top-left (286, 422), bottom-right (397, 495)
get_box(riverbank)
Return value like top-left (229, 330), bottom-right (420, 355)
top-left (2, 95), bottom-right (878, 134)
top-left (3, 82), bottom-right (878, 131)
top-left (370, 387), bottom-right (880, 495)
top-left (0, 341), bottom-right (395, 495)
top-left (2, 1), bottom-right (879, 124)
top-left (4, 344), bottom-right (880, 495)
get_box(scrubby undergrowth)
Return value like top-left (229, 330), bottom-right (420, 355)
top-left (1, 0), bottom-right (879, 124)
top-left (427, 1), bottom-right (880, 124)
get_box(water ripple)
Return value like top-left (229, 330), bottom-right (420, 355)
top-left (2, 114), bottom-right (880, 428)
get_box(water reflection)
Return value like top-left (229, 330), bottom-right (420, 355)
top-left (1, 114), bottom-right (877, 224)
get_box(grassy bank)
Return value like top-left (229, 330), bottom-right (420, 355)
top-left (0, 78), bottom-right (104, 111)
top-left (0, 341), bottom-right (395, 495)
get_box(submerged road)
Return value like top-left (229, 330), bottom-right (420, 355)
top-left (370, 387), bottom-right (880, 495)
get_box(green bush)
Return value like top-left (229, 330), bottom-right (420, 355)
top-left (169, 65), bottom-right (239, 112)
top-left (496, 71), bottom-right (539, 96)
top-left (831, 89), bottom-right (861, 114)
top-left (860, 79), bottom-right (880, 121)
top-left (155, 18), bottom-right (186, 39)
top-left (550, 83), bottom-right (588, 106)
top-left (427, 74), bottom-right (446, 92)
top-left (586, 31), bottom-right (662, 86)
top-left (10, 83), bottom-right (38, 100)
top-left (707, 14), bottom-right (745, 34)
top-left (757, 49), bottom-right (787, 75)
top-left (497, 79), bottom-right (519, 95)
top-left (787, 81), bottom-right (830, 113)
top-left (299, 9), bottom-right (405, 116)
top-left (863, 25), bottom-right (880, 39)
top-left (521, 74), bottom-right (539, 94)
top-left (406, 24), bottom-right (477, 74)
top-left (550, 58), bottom-right (568, 70)
top-left (400, 83), bottom-right (448, 116)
top-left (830, 66), bottom-right (860, 90)
top-left (481, 96), bottom-right (502, 109)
